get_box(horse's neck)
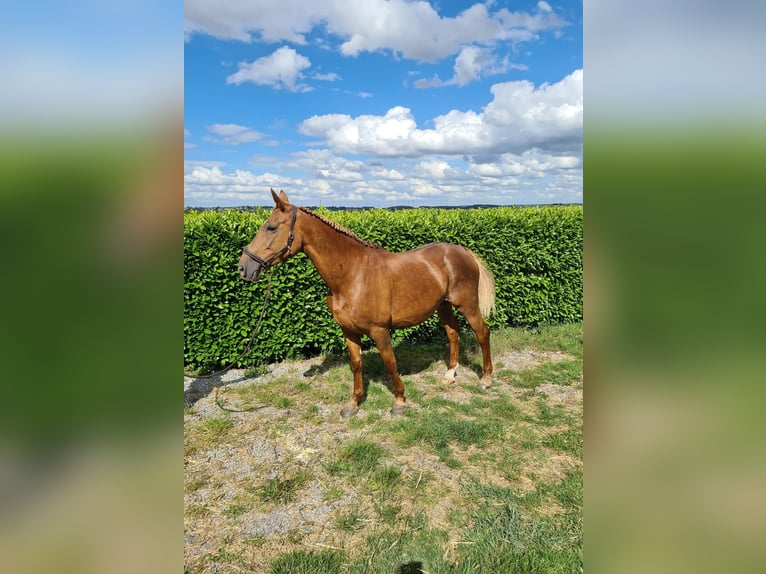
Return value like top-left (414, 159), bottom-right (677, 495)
top-left (300, 215), bottom-right (369, 292)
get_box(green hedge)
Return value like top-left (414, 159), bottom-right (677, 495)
top-left (184, 206), bottom-right (582, 371)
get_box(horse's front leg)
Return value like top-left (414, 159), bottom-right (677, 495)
top-left (340, 329), bottom-right (365, 418)
top-left (369, 327), bottom-right (407, 415)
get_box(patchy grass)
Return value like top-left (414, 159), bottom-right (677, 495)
top-left (198, 415), bottom-right (233, 439)
top-left (184, 323), bottom-right (582, 574)
top-left (457, 477), bottom-right (582, 573)
top-left (334, 509), bottom-right (367, 532)
top-left (543, 426), bottom-right (583, 458)
top-left (330, 438), bottom-right (387, 475)
top-left (370, 464), bottom-right (401, 492)
top-left (390, 407), bottom-right (503, 466)
top-left (257, 471), bottom-right (313, 504)
top-left (266, 550), bottom-right (345, 574)
top-left (512, 359), bottom-right (582, 389)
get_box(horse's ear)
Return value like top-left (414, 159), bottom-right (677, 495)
top-left (270, 188), bottom-right (290, 212)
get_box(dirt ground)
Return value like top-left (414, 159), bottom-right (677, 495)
top-left (184, 347), bottom-right (582, 573)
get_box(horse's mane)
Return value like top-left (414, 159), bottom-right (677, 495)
top-left (299, 207), bottom-right (379, 249)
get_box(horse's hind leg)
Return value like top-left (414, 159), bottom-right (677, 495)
top-left (437, 301), bottom-right (460, 384)
top-left (457, 304), bottom-right (493, 390)
top-left (369, 327), bottom-right (407, 415)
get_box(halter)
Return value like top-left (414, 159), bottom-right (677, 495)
top-left (242, 205), bottom-right (298, 269)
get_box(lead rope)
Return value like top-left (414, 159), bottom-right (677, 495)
top-left (184, 268), bottom-right (275, 412)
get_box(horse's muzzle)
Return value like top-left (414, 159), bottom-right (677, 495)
top-left (238, 259), bottom-right (263, 282)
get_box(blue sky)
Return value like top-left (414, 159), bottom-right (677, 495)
top-left (184, 0), bottom-right (582, 207)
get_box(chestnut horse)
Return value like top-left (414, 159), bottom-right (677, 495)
top-left (238, 190), bottom-right (495, 417)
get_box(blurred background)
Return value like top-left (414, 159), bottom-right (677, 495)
top-left (1, 1), bottom-right (765, 572)
top-left (586, 1), bottom-right (766, 572)
top-left (0, 2), bottom-right (182, 572)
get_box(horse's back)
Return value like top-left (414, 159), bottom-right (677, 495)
top-left (381, 242), bottom-right (481, 327)
top-left (401, 242), bottom-right (478, 273)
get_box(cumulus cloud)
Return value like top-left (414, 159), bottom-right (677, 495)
top-left (300, 106), bottom-right (418, 156)
top-left (300, 69), bottom-right (582, 157)
top-left (331, 1), bottom-right (500, 61)
top-left (413, 160), bottom-right (466, 180)
top-left (185, 0), bottom-right (568, 62)
top-left (414, 45), bottom-right (527, 88)
top-left (183, 165), bottom-right (286, 202)
top-left (226, 46), bottom-right (311, 92)
top-left (202, 123), bottom-right (264, 145)
top-left (495, 2), bottom-right (567, 32)
top-left (286, 149), bottom-right (405, 182)
top-left (184, 143), bottom-right (582, 207)
top-left (467, 149), bottom-right (581, 179)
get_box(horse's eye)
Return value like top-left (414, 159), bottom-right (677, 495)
top-left (266, 224), bottom-right (277, 233)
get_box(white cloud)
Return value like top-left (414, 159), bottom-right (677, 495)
top-left (184, 165), bottom-right (286, 201)
top-left (331, 1), bottom-right (497, 61)
top-left (300, 106), bottom-right (420, 156)
top-left (226, 46), bottom-right (312, 92)
top-left (203, 123), bottom-right (265, 145)
top-left (495, 3), bottom-right (567, 33)
top-left (285, 149), bottom-right (406, 182)
top-left (468, 149), bottom-right (581, 179)
top-left (185, 0), bottom-right (569, 62)
top-left (454, 46), bottom-right (492, 86)
top-left (413, 160), bottom-right (465, 180)
top-left (414, 45), bottom-right (528, 88)
top-left (300, 69), bottom-right (582, 157)
top-left (286, 148), bottom-right (365, 174)
top-left (185, 0), bottom-right (319, 43)
top-left (185, 143), bottom-right (582, 207)
top-left (369, 165), bottom-right (405, 180)
top-left (312, 72), bottom-right (341, 82)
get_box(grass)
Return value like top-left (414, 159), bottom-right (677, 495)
top-left (334, 509), bottom-right (366, 531)
top-left (390, 405), bottom-right (504, 468)
top-left (256, 471), bottom-right (312, 504)
top-left (184, 323), bottom-right (582, 574)
top-left (198, 415), bottom-right (233, 439)
top-left (326, 437), bottom-right (387, 475)
top-left (184, 415), bottom-right (233, 456)
top-left (458, 476), bottom-right (582, 571)
top-left (370, 464), bottom-right (401, 491)
top-left (266, 550), bottom-right (345, 574)
top-left (244, 364), bottom-right (269, 378)
top-left (543, 427), bottom-right (583, 458)
top-left (232, 377), bottom-right (299, 409)
top-left (512, 359), bottom-right (583, 389)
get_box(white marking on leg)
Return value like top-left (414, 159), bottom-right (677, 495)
top-left (442, 365), bottom-right (458, 384)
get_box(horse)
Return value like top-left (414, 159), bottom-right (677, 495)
top-left (238, 189), bottom-right (495, 417)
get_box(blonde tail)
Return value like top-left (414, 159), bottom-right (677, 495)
top-left (469, 250), bottom-right (496, 319)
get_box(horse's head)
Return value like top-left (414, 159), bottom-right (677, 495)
top-left (238, 189), bottom-right (299, 282)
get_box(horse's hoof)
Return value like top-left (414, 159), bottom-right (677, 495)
top-left (480, 383), bottom-right (492, 391)
top-left (340, 406), bottom-right (359, 418)
top-left (390, 405), bottom-right (407, 416)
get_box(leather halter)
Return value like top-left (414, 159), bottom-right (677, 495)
top-left (242, 205), bottom-right (297, 269)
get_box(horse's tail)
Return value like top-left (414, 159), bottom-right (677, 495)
top-left (468, 250), bottom-right (496, 319)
